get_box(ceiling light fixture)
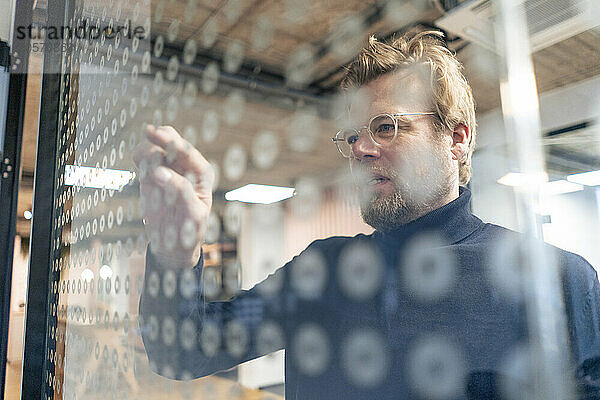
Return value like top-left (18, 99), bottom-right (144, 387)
top-left (567, 170), bottom-right (600, 187)
top-left (64, 165), bottom-right (136, 190)
top-left (225, 184), bottom-right (295, 204)
top-left (497, 172), bottom-right (548, 187)
top-left (541, 179), bottom-right (583, 195)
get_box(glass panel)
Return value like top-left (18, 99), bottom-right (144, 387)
top-left (37, 0), bottom-right (600, 399)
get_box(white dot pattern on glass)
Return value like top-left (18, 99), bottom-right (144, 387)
top-left (400, 233), bottom-right (456, 302)
top-left (180, 269), bottom-right (197, 299)
top-left (290, 177), bottom-right (322, 218)
top-left (202, 110), bottom-right (219, 143)
top-left (205, 212), bottom-right (221, 244)
top-left (183, 80), bottom-right (198, 109)
top-left (148, 315), bottom-right (159, 342)
top-left (382, 0), bottom-right (427, 26)
top-left (288, 107), bottom-right (319, 152)
top-left (182, 124), bottom-right (197, 148)
top-left (252, 130), bottom-right (279, 170)
top-left (284, 0), bottom-right (310, 22)
top-left (147, 271), bottom-right (160, 298)
top-left (498, 343), bottom-right (534, 399)
top-left (286, 45), bottom-right (316, 88)
top-left (199, 322), bottom-right (221, 358)
top-left (291, 249), bottom-right (328, 300)
top-left (180, 319), bottom-right (197, 351)
top-left (254, 203), bottom-right (282, 226)
top-left (202, 61), bottom-right (220, 94)
top-left (407, 335), bottom-right (466, 400)
top-left (180, 219), bottom-right (198, 250)
top-left (201, 267), bottom-right (221, 299)
top-left (223, 144), bottom-right (247, 181)
top-left (329, 15), bottom-right (366, 61)
top-left (202, 18), bottom-right (219, 48)
top-left (256, 321), bottom-right (285, 355)
top-left (487, 234), bottom-right (524, 300)
top-left (163, 223), bottom-right (177, 251)
top-left (223, 40), bottom-right (245, 74)
top-left (182, 39), bottom-right (197, 65)
top-left (251, 14), bottom-right (274, 51)
top-left (223, 201), bottom-right (243, 237)
top-left (292, 323), bottom-right (331, 377)
top-left (224, 0), bottom-right (243, 22)
top-left (162, 269), bottom-right (177, 299)
top-left (256, 261), bottom-right (284, 298)
top-left (162, 316), bottom-right (176, 346)
top-left (337, 242), bottom-right (383, 301)
top-left (223, 90), bottom-right (245, 126)
top-left (223, 259), bottom-right (242, 295)
top-left (224, 320), bottom-right (249, 359)
top-left (341, 329), bottom-right (389, 388)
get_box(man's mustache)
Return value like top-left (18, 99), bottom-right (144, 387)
top-left (352, 163), bottom-right (400, 185)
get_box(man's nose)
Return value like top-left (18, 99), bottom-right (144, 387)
top-left (352, 130), bottom-right (380, 160)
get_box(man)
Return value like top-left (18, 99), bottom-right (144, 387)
top-left (135, 30), bottom-right (600, 399)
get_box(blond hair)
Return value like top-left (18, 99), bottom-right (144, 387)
top-left (341, 30), bottom-right (477, 185)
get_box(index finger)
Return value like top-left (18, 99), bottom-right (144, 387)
top-left (145, 125), bottom-right (211, 178)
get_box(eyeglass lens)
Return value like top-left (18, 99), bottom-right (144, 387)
top-left (335, 114), bottom-right (397, 157)
top-left (336, 129), bottom-right (358, 158)
top-left (369, 115), bottom-right (396, 144)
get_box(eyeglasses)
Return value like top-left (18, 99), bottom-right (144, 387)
top-left (331, 112), bottom-right (436, 158)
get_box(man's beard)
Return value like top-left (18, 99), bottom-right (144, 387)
top-left (357, 145), bottom-right (454, 232)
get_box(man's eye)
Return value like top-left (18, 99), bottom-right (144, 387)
top-left (347, 134), bottom-right (359, 144)
top-left (375, 124), bottom-right (394, 134)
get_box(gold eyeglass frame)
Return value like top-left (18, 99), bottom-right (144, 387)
top-left (331, 112), bottom-right (436, 158)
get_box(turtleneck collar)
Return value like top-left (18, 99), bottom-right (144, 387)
top-left (372, 186), bottom-right (483, 245)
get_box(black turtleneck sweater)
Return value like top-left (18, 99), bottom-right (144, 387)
top-left (139, 186), bottom-right (600, 399)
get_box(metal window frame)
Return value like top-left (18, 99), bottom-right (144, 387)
top-left (0, 0), bottom-right (34, 398)
top-left (21, 0), bottom-right (69, 399)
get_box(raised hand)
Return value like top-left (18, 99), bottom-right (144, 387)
top-left (133, 125), bottom-right (215, 269)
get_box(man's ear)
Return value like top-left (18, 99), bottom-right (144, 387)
top-left (450, 124), bottom-right (470, 161)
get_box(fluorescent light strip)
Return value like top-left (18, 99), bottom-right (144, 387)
top-left (225, 184), bottom-right (295, 204)
top-left (497, 172), bottom-right (548, 187)
top-left (541, 180), bottom-right (583, 195)
top-left (567, 170), bottom-right (600, 187)
top-left (65, 165), bottom-right (136, 190)
top-left (498, 173), bottom-right (586, 195)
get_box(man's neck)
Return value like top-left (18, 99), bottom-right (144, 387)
top-left (443, 184), bottom-right (460, 208)
top-left (410, 184), bottom-right (460, 224)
